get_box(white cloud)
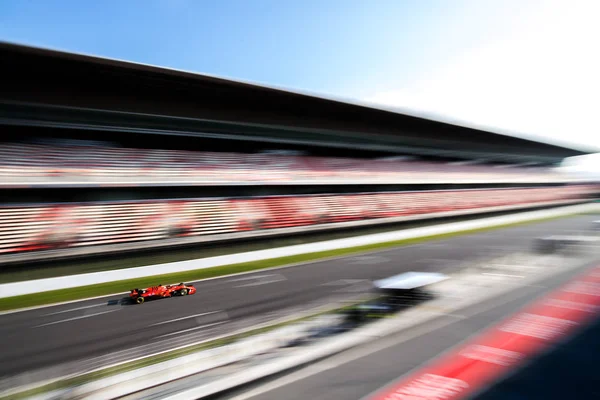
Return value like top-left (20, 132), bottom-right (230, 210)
top-left (363, 0), bottom-right (600, 154)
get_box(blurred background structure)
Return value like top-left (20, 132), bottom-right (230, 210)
top-left (0, 42), bottom-right (598, 265)
top-left (2, 2), bottom-right (600, 398)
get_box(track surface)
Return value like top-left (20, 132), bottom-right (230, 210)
top-left (219, 258), bottom-right (599, 400)
top-left (0, 215), bottom-right (595, 379)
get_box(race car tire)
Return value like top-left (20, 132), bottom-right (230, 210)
top-left (180, 289), bottom-right (188, 296)
top-left (136, 297), bottom-right (145, 304)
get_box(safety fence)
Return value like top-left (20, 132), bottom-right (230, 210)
top-left (0, 186), bottom-right (595, 255)
top-left (0, 143), bottom-right (564, 185)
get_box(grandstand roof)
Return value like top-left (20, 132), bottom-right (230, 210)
top-left (0, 41), bottom-right (588, 164)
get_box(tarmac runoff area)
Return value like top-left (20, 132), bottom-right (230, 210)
top-left (0, 214), bottom-right (598, 396)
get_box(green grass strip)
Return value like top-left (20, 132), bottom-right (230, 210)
top-left (0, 213), bottom-right (572, 312)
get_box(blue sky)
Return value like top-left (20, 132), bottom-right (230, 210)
top-left (2, 0), bottom-right (600, 168)
top-left (0, 0), bottom-right (470, 94)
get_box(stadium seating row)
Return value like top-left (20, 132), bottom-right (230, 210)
top-left (0, 143), bottom-right (563, 185)
top-left (0, 186), bottom-right (593, 255)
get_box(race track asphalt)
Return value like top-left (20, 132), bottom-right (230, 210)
top-left (218, 258), bottom-right (600, 400)
top-left (0, 214), bottom-right (596, 381)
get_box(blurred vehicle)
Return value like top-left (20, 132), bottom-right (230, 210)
top-left (533, 235), bottom-right (600, 254)
top-left (345, 272), bottom-right (448, 323)
top-left (129, 283), bottom-right (196, 304)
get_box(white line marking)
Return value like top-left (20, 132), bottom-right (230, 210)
top-left (482, 273), bottom-right (525, 278)
top-left (150, 311), bottom-right (222, 326)
top-left (0, 293), bottom-right (131, 316)
top-left (232, 274), bottom-right (287, 288)
top-left (425, 312), bottom-right (467, 319)
top-left (234, 279), bottom-right (286, 288)
top-left (416, 243), bottom-right (449, 248)
top-left (321, 279), bottom-right (366, 286)
top-left (416, 259), bottom-right (456, 264)
top-left (43, 304), bottom-right (106, 316)
top-left (229, 274), bottom-right (274, 282)
top-left (35, 309), bottom-right (119, 328)
top-left (333, 281), bottom-right (372, 293)
top-left (154, 322), bottom-right (227, 339)
top-left (350, 256), bottom-right (389, 265)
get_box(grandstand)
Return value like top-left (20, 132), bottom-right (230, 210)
top-left (0, 42), bottom-right (597, 264)
top-left (0, 186), bottom-right (596, 256)
top-left (0, 142), bottom-right (567, 186)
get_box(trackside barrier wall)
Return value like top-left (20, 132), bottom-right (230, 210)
top-left (0, 186), bottom-right (595, 257)
top-left (0, 202), bottom-right (598, 299)
top-left (0, 199), bottom-right (589, 266)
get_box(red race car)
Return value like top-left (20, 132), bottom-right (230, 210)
top-left (130, 282), bottom-right (196, 304)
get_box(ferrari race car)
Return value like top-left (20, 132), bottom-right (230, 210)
top-left (130, 283), bottom-right (196, 304)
